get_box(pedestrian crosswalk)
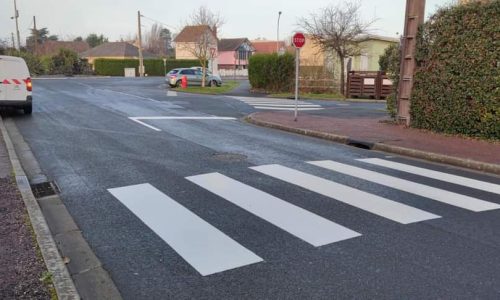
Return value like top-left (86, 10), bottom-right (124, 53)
top-left (232, 96), bottom-right (324, 111)
top-left (108, 158), bottom-right (500, 276)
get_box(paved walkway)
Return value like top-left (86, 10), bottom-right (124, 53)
top-left (248, 111), bottom-right (500, 172)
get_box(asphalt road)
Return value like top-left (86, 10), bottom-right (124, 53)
top-left (4, 77), bottom-right (500, 299)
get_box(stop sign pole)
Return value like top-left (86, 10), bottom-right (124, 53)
top-left (292, 32), bottom-right (305, 121)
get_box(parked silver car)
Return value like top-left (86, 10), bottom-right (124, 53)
top-left (166, 68), bottom-right (222, 88)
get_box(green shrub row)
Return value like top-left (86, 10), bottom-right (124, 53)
top-left (248, 53), bottom-right (295, 92)
top-left (411, 1), bottom-right (499, 140)
top-left (93, 59), bottom-right (199, 76)
top-left (379, 43), bottom-right (400, 119)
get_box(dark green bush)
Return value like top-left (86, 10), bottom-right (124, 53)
top-left (411, 1), bottom-right (500, 140)
top-left (379, 43), bottom-right (401, 119)
top-left (248, 53), bottom-right (295, 92)
top-left (93, 59), bottom-right (199, 76)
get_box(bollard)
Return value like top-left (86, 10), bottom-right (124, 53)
top-left (181, 75), bottom-right (188, 89)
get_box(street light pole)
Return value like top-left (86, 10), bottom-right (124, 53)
top-left (137, 10), bottom-right (145, 77)
top-left (277, 11), bottom-right (282, 53)
top-left (13, 0), bottom-right (21, 50)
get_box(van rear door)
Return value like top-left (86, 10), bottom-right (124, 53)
top-left (0, 56), bottom-right (30, 101)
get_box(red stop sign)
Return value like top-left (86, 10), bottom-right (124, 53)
top-left (292, 32), bottom-right (306, 48)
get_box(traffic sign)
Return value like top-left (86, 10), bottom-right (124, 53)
top-left (292, 32), bottom-right (306, 49)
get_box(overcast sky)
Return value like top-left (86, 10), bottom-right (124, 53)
top-left (1, 0), bottom-right (448, 45)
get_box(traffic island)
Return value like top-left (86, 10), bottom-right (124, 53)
top-left (246, 111), bottom-right (500, 175)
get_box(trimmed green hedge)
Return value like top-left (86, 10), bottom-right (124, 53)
top-left (93, 59), bottom-right (199, 76)
top-left (411, 1), bottom-right (500, 140)
top-left (248, 53), bottom-right (295, 92)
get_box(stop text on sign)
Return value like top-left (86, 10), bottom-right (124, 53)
top-left (292, 33), bottom-right (306, 49)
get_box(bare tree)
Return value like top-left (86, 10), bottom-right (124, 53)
top-left (299, 1), bottom-right (375, 95)
top-left (180, 6), bottom-right (222, 87)
top-left (145, 23), bottom-right (166, 56)
top-left (188, 6), bottom-right (225, 34)
top-left (179, 28), bottom-right (217, 87)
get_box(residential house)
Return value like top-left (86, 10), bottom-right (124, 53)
top-left (299, 34), bottom-right (398, 74)
top-left (79, 42), bottom-right (157, 66)
top-left (37, 40), bottom-right (90, 56)
top-left (350, 35), bottom-right (399, 71)
top-left (174, 25), bottom-right (218, 73)
top-left (217, 38), bottom-right (254, 70)
top-left (251, 40), bottom-right (286, 54)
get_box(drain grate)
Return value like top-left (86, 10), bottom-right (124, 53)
top-left (30, 181), bottom-right (60, 199)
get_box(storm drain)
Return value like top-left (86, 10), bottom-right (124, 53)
top-left (211, 152), bottom-right (247, 162)
top-left (30, 181), bottom-right (60, 199)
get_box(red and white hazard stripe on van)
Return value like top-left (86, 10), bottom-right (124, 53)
top-left (1, 78), bottom-right (32, 91)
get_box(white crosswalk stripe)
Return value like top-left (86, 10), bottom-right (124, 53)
top-left (309, 160), bottom-right (500, 212)
top-left (251, 164), bottom-right (441, 224)
top-left (108, 159), bottom-right (498, 276)
top-left (187, 173), bottom-right (361, 247)
top-left (108, 183), bottom-right (263, 276)
top-left (358, 158), bottom-right (500, 195)
top-left (233, 96), bottom-right (324, 111)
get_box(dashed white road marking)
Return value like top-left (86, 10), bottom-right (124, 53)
top-left (251, 164), bottom-right (441, 224)
top-left (108, 183), bottom-right (263, 276)
top-left (309, 160), bottom-right (500, 212)
top-left (358, 158), bottom-right (500, 196)
top-left (167, 90), bottom-right (178, 97)
top-left (187, 173), bottom-right (361, 247)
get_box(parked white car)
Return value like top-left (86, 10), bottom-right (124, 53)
top-left (0, 55), bottom-right (33, 114)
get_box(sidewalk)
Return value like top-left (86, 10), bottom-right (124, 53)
top-left (0, 128), bottom-right (52, 299)
top-left (247, 111), bottom-right (500, 175)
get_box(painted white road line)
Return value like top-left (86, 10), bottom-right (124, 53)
top-left (254, 107), bottom-right (324, 111)
top-left (358, 158), bottom-right (500, 196)
top-left (129, 117), bottom-right (162, 132)
top-left (251, 165), bottom-right (441, 224)
top-left (309, 160), bottom-right (500, 212)
top-left (108, 183), bottom-right (263, 276)
top-left (244, 104), bottom-right (322, 108)
top-left (187, 173), bottom-right (361, 247)
top-left (132, 116), bottom-right (237, 120)
top-left (167, 90), bottom-right (178, 97)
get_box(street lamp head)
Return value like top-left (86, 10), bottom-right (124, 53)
top-left (279, 11), bottom-right (282, 15)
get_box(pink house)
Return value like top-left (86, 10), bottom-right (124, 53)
top-left (217, 38), bottom-right (254, 70)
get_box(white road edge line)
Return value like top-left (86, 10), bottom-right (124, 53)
top-left (254, 107), bottom-right (324, 111)
top-left (129, 117), bottom-right (162, 132)
top-left (133, 116), bottom-right (237, 120)
top-left (187, 173), bottom-right (361, 247)
top-left (108, 183), bottom-right (263, 276)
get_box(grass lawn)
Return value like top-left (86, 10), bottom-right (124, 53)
top-left (175, 80), bottom-right (240, 95)
top-left (268, 92), bottom-right (345, 101)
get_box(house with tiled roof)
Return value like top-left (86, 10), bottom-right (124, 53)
top-left (37, 41), bottom-right (90, 56)
top-left (218, 38), bottom-right (254, 70)
top-left (174, 25), bottom-right (218, 60)
top-left (79, 42), bottom-right (157, 66)
top-left (251, 40), bottom-right (286, 54)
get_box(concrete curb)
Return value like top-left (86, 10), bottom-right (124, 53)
top-left (0, 116), bottom-right (80, 300)
top-left (2, 118), bottom-right (123, 300)
top-left (246, 114), bottom-right (500, 176)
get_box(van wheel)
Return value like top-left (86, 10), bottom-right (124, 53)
top-left (24, 104), bottom-right (32, 115)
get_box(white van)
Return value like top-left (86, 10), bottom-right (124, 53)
top-left (0, 55), bottom-right (32, 114)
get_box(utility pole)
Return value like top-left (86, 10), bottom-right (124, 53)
top-left (33, 16), bottom-right (38, 55)
top-left (397, 0), bottom-right (426, 125)
top-left (11, 33), bottom-right (16, 48)
top-left (13, 0), bottom-right (21, 50)
top-left (137, 10), bottom-right (145, 77)
top-left (277, 11), bottom-right (282, 53)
